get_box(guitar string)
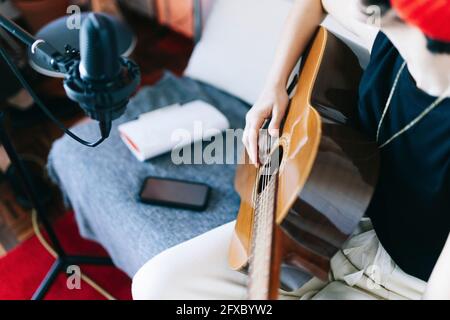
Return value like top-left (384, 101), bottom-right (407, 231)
top-left (249, 129), bottom-right (268, 298)
top-left (249, 144), bottom-right (260, 296)
top-left (249, 134), bottom-right (259, 286)
top-left (252, 181), bottom-right (276, 298)
top-left (249, 127), bottom-right (281, 299)
top-left (265, 131), bottom-right (273, 295)
top-left (248, 129), bottom-right (262, 297)
top-left (253, 130), bottom-right (273, 298)
top-left (250, 129), bottom-right (267, 298)
top-left (259, 130), bottom-right (271, 297)
top-left (261, 130), bottom-right (271, 296)
top-left (265, 132), bottom-right (274, 295)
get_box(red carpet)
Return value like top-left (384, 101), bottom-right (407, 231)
top-left (0, 213), bottom-right (132, 300)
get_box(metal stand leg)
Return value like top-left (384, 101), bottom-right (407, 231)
top-left (0, 111), bottom-right (114, 300)
top-left (32, 259), bottom-right (65, 300)
top-left (31, 256), bottom-right (113, 300)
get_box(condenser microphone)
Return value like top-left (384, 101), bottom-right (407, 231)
top-left (63, 13), bottom-right (140, 138)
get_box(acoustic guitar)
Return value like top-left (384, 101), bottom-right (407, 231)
top-left (229, 27), bottom-right (380, 300)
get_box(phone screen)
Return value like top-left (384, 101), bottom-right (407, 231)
top-left (139, 177), bottom-right (210, 211)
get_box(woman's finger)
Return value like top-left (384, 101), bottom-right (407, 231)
top-left (268, 105), bottom-right (283, 138)
top-left (246, 115), bottom-right (266, 166)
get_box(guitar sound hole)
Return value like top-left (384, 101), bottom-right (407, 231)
top-left (257, 146), bottom-right (283, 194)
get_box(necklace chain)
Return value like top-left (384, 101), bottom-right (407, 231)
top-left (376, 61), bottom-right (448, 149)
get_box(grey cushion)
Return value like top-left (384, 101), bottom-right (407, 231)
top-left (48, 72), bottom-right (249, 276)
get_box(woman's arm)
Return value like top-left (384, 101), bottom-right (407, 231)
top-left (243, 0), bottom-right (382, 165)
top-left (242, 0), bottom-right (325, 165)
top-left (423, 233), bottom-right (450, 300)
top-left (264, 0), bottom-right (325, 93)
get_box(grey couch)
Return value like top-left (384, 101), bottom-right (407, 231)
top-left (48, 72), bottom-right (249, 276)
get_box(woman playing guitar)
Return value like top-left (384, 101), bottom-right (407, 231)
top-left (133, 0), bottom-right (450, 300)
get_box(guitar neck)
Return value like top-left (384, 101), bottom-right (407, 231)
top-left (247, 172), bottom-right (278, 299)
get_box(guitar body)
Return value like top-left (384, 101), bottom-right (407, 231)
top-left (229, 27), bottom-right (380, 299)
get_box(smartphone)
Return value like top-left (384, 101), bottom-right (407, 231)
top-left (139, 177), bottom-right (211, 211)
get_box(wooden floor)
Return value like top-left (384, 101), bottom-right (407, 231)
top-left (0, 9), bottom-right (193, 257)
top-left (0, 118), bottom-right (75, 257)
top-left (0, 182), bottom-right (34, 255)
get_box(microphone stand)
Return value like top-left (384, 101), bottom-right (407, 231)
top-left (0, 14), bottom-right (113, 300)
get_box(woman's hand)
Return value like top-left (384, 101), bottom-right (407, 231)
top-left (242, 83), bottom-right (289, 166)
top-left (240, 0), bottom-right (325, 165)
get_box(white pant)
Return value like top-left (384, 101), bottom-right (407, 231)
top-left (132, 219), bottom-right (426, 300)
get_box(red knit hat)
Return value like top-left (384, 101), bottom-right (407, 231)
top-left (390, 0), bottom-right (450, 42)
